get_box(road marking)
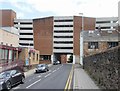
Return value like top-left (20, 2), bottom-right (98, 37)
top-left (26, 79), bottom-right (41, 88)
top-left (38, 75), bottom-right (41, 78)
top-left (57, 68), bottom-right (60, 70)
top-left (64, 65), bottom-right (74, 91)
top-left (13, 86), bottom-right (20, 89)
top-left (52, 70), bottom-right (56, 73)
top-left (44, 73), bottom-right (51, 78)
top-left (49, 70), bottom-right (51, 72)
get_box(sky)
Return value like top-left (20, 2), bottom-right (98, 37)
top-left (0, 0), bottom-right (119, 19)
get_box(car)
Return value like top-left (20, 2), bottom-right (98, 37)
top-left (53, 61), bottom-right (60, 65)
top-left (0, 70), bottom-right (25, 90)
top-left (35, 64), bottom-right (49, 73)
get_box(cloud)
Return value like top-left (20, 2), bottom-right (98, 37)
top-left (25, 0), bottom-right (119, 17)
top-left (17, 12), bottom-right (25, 18)
top-left (9, 1), bottom-right (33, 13)
top-left (0, 0), bottom-right (119, 18)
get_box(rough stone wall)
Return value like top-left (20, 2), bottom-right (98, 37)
top-left (83, 46), bottom-right (119, 89)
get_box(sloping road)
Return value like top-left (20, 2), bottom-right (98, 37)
top-left (12, 64), bottom-right (72, 90)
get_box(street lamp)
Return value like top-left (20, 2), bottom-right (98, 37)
top-left (79, 13), bottom-right (84, 31)
top-left (79, 13), bottom-right (84, 66)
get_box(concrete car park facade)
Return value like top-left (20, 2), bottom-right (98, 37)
top-left (33, 16), bottom-right (95, 64)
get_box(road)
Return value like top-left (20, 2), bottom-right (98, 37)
top-left (12, 64), bottom-right (72, 90)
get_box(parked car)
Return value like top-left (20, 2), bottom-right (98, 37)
top-left (53, 61), bottom-right (60, 65)
top-left (35, 64), bottom-right (49, 73)
top-left (0, 70), bottom-right (25, 90)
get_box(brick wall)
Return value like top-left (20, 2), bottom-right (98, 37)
top-left (83, 46), bottom-right (119, 89)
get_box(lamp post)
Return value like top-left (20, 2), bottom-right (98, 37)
top-left (79, 13), bottom-right (84, 66)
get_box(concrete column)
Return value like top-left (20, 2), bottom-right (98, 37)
top-left (80, 31), bottom-right (83, 66)
top-left (51, 54), bottom-right (54, 64)
top-left (73, 55), bottom-right (75, 64)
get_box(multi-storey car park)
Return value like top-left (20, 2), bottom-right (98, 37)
top-left (96, 17), bottom-right (118, 31)
top-left (0, 9), bottom-right (119, 64)
top-left (14, 19), bottom-right (34, 48)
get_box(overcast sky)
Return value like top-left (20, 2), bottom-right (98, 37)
top-left (0, 0), bottom-right (119, 19)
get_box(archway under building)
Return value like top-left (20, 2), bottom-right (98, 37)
top-left (53, 53), bottom-right (73, 64)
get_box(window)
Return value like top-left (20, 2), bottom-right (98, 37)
top-left (14, 51), bottom-right (17, 60)
top-left (20, 28), bottom-right (32, 30)
top-left (20, 33), bottom-right (33, 35)
top-left (20, 22), bottom-right (32, 24)
top-left (37, 54), bottom-right (39, 61)
top-left (40, 55), bottom-right (51, 60)
top-left (88, 42), bottom-right (98, 49)
top-left (54, 36), bottom-right (73, 38)
top-left (54, 25), bottom-right (73, 27)
top-left (33, 53), bottom-right (35, 61)
top-left (0, 49), bottom-right (3, 59)
top-left (54, 41), bottom-right (73, 44)
top-left (96, 21), bottom-right (110, 23)
top-left (54, 47), bottom-right (73, 49)
top-left (8, 50), bottom-right (13, 61)
top-left (19, 43), bottom-right (33, 46)
top-left (54, 20), bottom-right (73, 22)
top-left (19, 38), bottom-right (33, 40)
top-left (4, 49), bottom-right (8, 60)
top-left (107, 42), bottom-right (118, 48)
top-left (54, 31), bottom-right (73, 33)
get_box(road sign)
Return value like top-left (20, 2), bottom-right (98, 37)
top-left (25, 58), bottom-right (29, 66)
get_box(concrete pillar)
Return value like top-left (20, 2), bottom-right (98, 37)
top-left (80, 31), bottom-right (83, 65)
top-left (51, 54), bottom-right (54, 64)
top-left (73, 55), bottom-right (75, 64)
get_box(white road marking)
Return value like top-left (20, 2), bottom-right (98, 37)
top-left (49, 70), bottom-right (51, 72)
top-left (44, 73), bottom-right (51, 78)
top-left (52, 70), bottom-right (56, 73)
top-left (26, 79), bottom-right (41, 88)
top-left (38, 75), bottom-right (41, 78)
top-left (13, 86), bottom-right (20, 89)
top-left (57, 68), bottom-right (59, 70)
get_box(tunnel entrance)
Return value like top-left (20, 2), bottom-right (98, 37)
top-left (53, 53), bottom-right (73, 64)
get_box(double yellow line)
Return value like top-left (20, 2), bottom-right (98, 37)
top-left (64, 64), bottom-right (74, 91)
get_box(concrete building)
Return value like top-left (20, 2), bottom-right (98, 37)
top-left (82, 30), bottom-right (120, 56)
top-left (96, 17), bottom-right (118, 31)
top-left (14, 19), bottom-right (34, 48)
top-left (33, 16), bottom-right (95, 64)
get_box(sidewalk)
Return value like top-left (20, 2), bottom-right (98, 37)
top-left (73, 64), bottom-right (99, 89)
top-left (24, 64), bottom-right (52, 77)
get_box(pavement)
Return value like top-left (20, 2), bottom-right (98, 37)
top-left (73, 64), bottom-right (100, 89)
top-left (24, 64), bottom-right (52, 77)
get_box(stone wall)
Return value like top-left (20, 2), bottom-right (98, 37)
top-left (83, 46), bottom-right (119, 89)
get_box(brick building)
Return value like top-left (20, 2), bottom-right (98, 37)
top-left (19, 47), bottom-right (39, 70)
top-left (82, 30), bottom-right (120, 56)
top-left (0, 9), bottom-right (16, 27)
top-left (33, 16), bottom-right (95, 64)
top-left (0, 9), bottom-right (39, 71)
